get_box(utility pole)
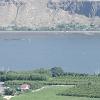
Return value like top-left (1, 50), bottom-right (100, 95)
top-left (1, 66), bottom-right (4, 72)
top-left (7, 67), bottom-right (10, 72)
top-left (97, 66), bottom-right (100, 75)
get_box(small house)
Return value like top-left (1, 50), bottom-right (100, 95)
top-left (20, 84), bottom-right (30, 91)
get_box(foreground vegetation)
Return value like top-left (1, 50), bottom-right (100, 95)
top-left (0, 96), bottom-right (3, 100)
top-left (11, 86), bottom-right (100, 100)
top-left (1, 67), bottom-right (100, 99)
top-left (59, 83), bottom-right (100, 98)
top-left (0, 23), bottom-right (100, 31)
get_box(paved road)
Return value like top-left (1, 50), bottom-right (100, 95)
top-left (32, 85), bottom-right (74, 93)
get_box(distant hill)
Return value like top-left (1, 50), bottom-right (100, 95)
top-left (0, 0), bottom-right (100, 31)
top-left (50, 0), bottom-right (100, 17)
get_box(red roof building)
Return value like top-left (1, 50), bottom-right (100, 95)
top-left (20, 84), bottom-right (30, 91)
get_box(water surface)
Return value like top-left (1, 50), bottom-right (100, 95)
top-left (0, 34), bottom-right (100, 74)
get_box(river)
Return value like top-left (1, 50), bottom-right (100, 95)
top-left (0, 32), bottom-right (100, 74)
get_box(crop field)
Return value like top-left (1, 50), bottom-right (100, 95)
top-left (59, 84), bottom-right (100, 98)
top-left (11, 86), bottom-right (100, 100)
top-left (1, 68), bottom-right (100, 100)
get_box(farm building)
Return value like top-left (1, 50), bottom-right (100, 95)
top-left (20, 84), bottom-right (30, 91)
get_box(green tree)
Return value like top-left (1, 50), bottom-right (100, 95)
top-left (4, 88), bottom-right (16, 96)
top-left (50, 67), bottom-right (64, 77)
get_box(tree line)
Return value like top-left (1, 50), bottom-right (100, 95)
top-left (0, 67), bottom-right (98, 82)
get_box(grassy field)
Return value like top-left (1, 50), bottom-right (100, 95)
top-left (0, 96), bottom-right (3, 100)
top-left (11, 86), bottom-right (100, 100)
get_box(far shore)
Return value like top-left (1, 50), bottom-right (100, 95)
top-left (0, 31), bottom-right (100, 35)
top-left (0, 31), bottom-right (100, 39)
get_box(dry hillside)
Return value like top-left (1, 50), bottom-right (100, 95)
top-left (0, 0), bottom-right (100, 28)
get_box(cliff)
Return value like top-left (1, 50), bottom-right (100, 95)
top-left (0, 0), bottom-right (100, 30)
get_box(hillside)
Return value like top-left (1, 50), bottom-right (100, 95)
top-left (0, 0), bottom-right (100, 31)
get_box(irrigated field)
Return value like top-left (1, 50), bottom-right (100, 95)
top-left (11, 86), bottom-right (100, 100)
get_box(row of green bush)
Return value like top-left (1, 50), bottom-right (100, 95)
top-left (0, 23), bottom-right (100, 31)
top-left (0, 72), bottom-right (49, 82)
top-left (58, 83), bottom-right (100, 98)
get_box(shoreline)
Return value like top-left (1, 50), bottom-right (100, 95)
top-left (0, 31), bottom-right (100, 39)
top-left (0, 31), bottom-right (100, 35)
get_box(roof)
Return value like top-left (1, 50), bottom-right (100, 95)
top-left (20, 84), bottom-right (30, 90)
top-left (0, 82), bottom-right (4, 85)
